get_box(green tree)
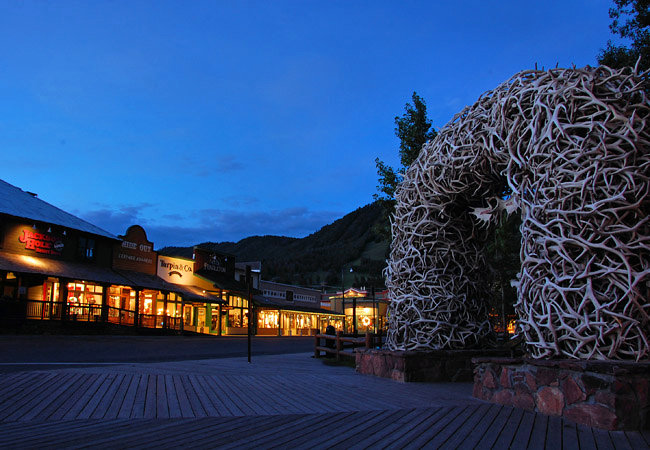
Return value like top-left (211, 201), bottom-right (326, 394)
top-left (394, 92), bottom-right (437, 168)
top-left (374, 92), bottom-right (437, 235)
top-left (598, 0), bottom-right (650, 70)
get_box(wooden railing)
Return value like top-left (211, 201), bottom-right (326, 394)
top-left (106, 306), bottom-right (134, 326)
top-left (67, 304), bottom-right (103, 322)
top-left (26, 300), bottom-right (62, 320)
top-left (25, 301), bottom-right (180, 330)
top-left (314, 331), bottom-right (381, 361)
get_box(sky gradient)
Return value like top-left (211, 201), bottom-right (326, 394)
top-left (0, 1), bottom-right (621, 248)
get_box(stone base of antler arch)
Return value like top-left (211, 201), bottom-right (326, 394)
top-left (355, 348), bottom-right (509, 383)
top-left (472, 358), bottom-right (650, 430)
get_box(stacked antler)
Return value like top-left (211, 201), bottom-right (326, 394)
top-left (386, 66), bottom-right (650, 360)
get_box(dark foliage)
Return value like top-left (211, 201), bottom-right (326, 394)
top-left (374, 92), bottom-right (437, 238)
top-left (598, 0), bottom-right (650, 70)
top-left (394, 92), bottom-right (437, 169)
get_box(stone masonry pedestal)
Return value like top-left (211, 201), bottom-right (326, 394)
top-left (473, 357), bottom-right (650, 430)
top-left (355, 348), bottom-right (508, 383)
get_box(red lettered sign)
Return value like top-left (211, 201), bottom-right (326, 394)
top-left (19, 229), bottom-right (64, 255)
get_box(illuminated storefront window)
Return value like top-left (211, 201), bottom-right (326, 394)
top-left (225, 294), bottom-right (248, 331)
top-left (345, 306), bottom-right (382, 333)
top-left (184, 305), bottom-right (193, 326)
top-left (258, 310), bottom-right (279, 329)
top-left (108, 286), bottom-right (133, 325)
top-left (67, 282), bottom-right (103, 320)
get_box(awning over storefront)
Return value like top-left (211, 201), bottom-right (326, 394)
top-left (252, 294), bottom-right (344, 315)
top-left (116, 270), bottom-right (225, 304)
top-left (194, 269), bottom-right (249, 294)
top-left (0, 252), bottom-right (132, 285)
top-left (172, 284), bottom-right (225, 304)
top-left (115, 270), bottom-right (174, 291)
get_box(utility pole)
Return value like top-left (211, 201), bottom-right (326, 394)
top-left (246, 265), bottom-right (252, 363)
top-left (341, 267), bottom-right (345, 334)
top-left (352, 287), bottom-right (358, 337)
top-left (372, 286), bottom-right (377, 335)
top-left (341, 267), bottom-right (353, 334)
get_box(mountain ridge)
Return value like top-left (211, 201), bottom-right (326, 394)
top-left (160, 202), bottom-right (389, 289)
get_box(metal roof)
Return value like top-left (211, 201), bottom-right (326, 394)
top-left (194, 268), bottom-right (249, 294)
top-left (0, 252), bottom-right (132, 286)
top-left (0, 179), bottom-right (117, 240)
top-left (116, 270), bottom-right (225, 304)
top-left (252, 294), bottom-right (343, 315)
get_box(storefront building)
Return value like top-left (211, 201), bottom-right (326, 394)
top-left (0, 178), bottom-right (344, 337)
top-left (112, 225), bottom-right (223, 331)
top-left (157, 248), bottom-right (252, 335)
top-left (255, 281), bottom-right (344, 336)
top-left (0, 180), bottom-right (131, 323)
top-left (0, 179), bottom-right (222, 330)
top-left (324, 287), bottom-right (389, 334)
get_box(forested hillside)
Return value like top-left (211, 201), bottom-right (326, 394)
top-left (160, 202), bottom-right (390, 289)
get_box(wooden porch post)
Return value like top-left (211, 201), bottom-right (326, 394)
top-left (179, 297), bottom-right (185, 333)
top-left (14, 274), bottom-right (22, 300)
top-left (217, 289), bottom-right (223, 336)
top-left (134, 288), bottom-right (140, 327)
top-left (49, 280), bottom-right (55, 320)
top-left (163, 291), bottom-right (169, 329)
top-left (101, 284), bottom-right (109, 322)
top-left (217, 303), bottom-right (222, 336)
top-left (59, 278), bottom-right (69, 321)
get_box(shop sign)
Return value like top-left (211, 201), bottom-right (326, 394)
top-left (204, 254), bottom-right (227, 273)
top-left (121, 240), bottom-right (152, 253)
top-left (158, 256), bottom-right (194, 285)
top-left (19, 229), bottom-right (64, 256)
top-left (194, 247), bottom-right (234, 276)
top-left (113, 225), bottom-right (156, 275)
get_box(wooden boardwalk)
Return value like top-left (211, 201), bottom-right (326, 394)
top-left (0, 353), bottom-right (647, 449)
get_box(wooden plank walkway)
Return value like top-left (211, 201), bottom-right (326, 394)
top-left (0, 353), bottom-right (647, 449)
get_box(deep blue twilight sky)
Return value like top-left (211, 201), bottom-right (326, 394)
top-left (0, 1), bottom-right (621, 248)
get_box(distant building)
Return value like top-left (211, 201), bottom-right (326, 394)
top-left (254, 280), bottom-right (343, 335)
top-left (0, 178), bottom-right (344, 337)
top-left (324, 287), bottom-right (390, 334)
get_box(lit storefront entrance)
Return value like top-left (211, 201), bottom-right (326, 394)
top-left (0, 254), bottom-right (222, 332)
top-left (0, 252), bottom-right (133, 324)
top-left (256, 307), bottom-right (344, 336)
top-left (329, 288), bottom-right (390, 335)
top-left (183, 294), bottom-right (249, 336)
top-left (344, 306), bottom-right (385, 334)
top-left (225, 294), bottom-right (249, 335)
top-left (23, 278), bottom-right (105, 323)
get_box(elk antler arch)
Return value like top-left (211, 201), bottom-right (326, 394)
top-left (385, 66), bottom-right (650, 361)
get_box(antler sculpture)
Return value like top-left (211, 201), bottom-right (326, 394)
top-left (386, 66), bottom-right (650, 360)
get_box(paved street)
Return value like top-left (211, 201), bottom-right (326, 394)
top-left (0, 335), bottom-right (314, 372)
